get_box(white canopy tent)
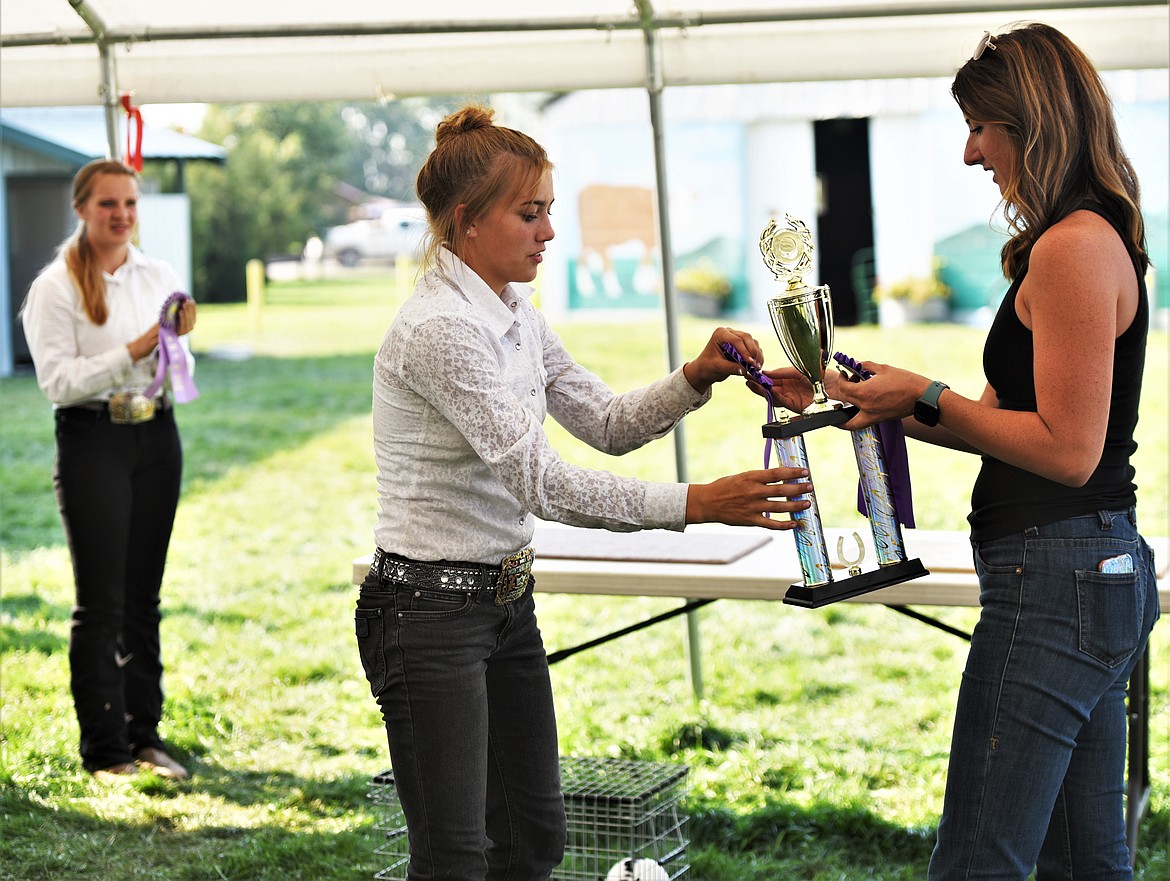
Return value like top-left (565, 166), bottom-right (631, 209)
top-left (3, 0), bottom-right (1165, 448)
top-left (2, 2), bottom-right (1167, 105)
top-left (7, 1), bottom-right (1162, 372)
top-left (4, 0), bottom-right (1166, 693)
top-left (3, 3), bottom-right (1167, 137)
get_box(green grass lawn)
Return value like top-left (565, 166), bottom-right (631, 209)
top-left (2, 275), bottom-right (1167, 880)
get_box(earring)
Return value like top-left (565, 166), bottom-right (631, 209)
top-left (466, 228), bottom-right (473, 236)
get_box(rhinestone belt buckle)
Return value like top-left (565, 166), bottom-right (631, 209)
top-left (495, 547), bottom-right (534, 606)
top-left (109, 392), bottom-right (156, 425)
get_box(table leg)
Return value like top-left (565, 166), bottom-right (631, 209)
top-left (686, 609), bottom-right (704, 700)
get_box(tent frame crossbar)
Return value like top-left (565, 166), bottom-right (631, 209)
top-left (7, 0), bottom-right (1161, 48)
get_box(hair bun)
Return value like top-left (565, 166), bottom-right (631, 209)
top-left (435, 105), bottom-right (495, 144)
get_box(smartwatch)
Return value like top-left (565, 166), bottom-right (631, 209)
top-left (914, 380), bottom-right (949, 427)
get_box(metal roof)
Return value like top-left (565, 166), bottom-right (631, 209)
top-left (0, 106), bottom-right (225, 164)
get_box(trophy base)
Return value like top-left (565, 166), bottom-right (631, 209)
top-left (783, 557), bottom-right (928, 608)
top-left (763, 404), bottom-right (858, 438)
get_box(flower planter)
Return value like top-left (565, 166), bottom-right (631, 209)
top-left (678, 290), bottom-right (725, 317)
top-left (878, 298), bottom-right (949, 327)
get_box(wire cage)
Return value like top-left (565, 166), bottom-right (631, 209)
top-left (367, 757), bottom-right (689, 881)
top-left (368, 769), bottom-right (409, 881)
top-left (559, 756), bottom-right (689, 880)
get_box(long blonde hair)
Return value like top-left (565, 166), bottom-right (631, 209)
top-left (415, 105), bottom-right (553, 272)
top-left (951, 23), bottom-right (1146, 279)
top-left (64, 159), bottom-right (140, 325)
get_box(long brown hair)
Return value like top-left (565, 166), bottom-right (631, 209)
top-left (951, 23), bottom-right (1147, 279)
top-left (65, 159), bottom-right (140, 325)
top-left (415, 104), bottom-right (553, 272)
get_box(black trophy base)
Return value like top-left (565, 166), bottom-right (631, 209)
top-left (763, 404), bottom-right (858, 438)
top-left (783, 557), bottom-right (928, 608)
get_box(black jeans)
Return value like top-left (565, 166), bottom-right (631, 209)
top-left (54, 406), bottom-right (182, 771)
top-left (356, 564), bottom-right (566, 881)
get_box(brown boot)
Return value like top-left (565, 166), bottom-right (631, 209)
top-left (134, 747), bottom-right (190, 780)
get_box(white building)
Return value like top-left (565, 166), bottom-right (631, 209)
top-left (534, 72), bottom-right (1169, 328)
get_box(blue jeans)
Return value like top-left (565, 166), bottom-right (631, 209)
top-left (355, 564), bottom-right (566, 881)
top-left (929, 509), bottom-right (1159, 880)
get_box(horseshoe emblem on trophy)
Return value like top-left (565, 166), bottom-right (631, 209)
top-left (837, 532), bottom-right (866, 578)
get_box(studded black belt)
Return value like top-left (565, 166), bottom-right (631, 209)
top-left (371, 546), bottom-right (534, 606)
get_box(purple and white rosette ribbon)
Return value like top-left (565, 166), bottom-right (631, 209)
top-left (145, 292), bottom-right (198, 403)
top-left (832, 352), bottom-right (915, 529)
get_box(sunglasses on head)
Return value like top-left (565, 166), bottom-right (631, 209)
top-left (972, 30), bottom-right (998, 60)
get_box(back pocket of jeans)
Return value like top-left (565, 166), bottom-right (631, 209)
top-left (1075, 569), bottom-right (1141, 668)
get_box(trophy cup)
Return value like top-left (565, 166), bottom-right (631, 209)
top-left (759, 215), bottom-right (926, 607)
top-left (761, 219), bottom-right (850, 428)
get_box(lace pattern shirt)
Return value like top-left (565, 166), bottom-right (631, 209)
top-left (372, 249), bottom-right (709, 564)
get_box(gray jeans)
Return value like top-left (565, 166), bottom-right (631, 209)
top-left (356, 564), bottom-right (566, 881)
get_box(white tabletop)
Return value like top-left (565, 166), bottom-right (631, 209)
top-left (354, 523), bottom-right (1169, 612)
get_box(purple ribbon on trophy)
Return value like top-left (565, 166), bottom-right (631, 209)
top-left (720, 342), bottom-right (777, 465)
top-left (721, 341), bottom-right (794, 524)
top-left (832, 352), bottom-right (915, 528)
top-left (145, 292), bottom-right (199, 403)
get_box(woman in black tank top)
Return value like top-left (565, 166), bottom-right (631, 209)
top-left (774, 23), bottom-right (1161, 880)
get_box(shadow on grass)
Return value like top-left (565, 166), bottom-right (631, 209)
top-left (1, 353), bottom-right (375, 555)
top-left (2, 765), bottom-right (1165, 879)
top-left (166, 762), bottom-right (375, 813)
top-left (0, 774), bottom-right (383, 881)
top-left (689, 798), bottom-right (1169, 876)
top-left (0, 592), bottom-right (70, 654)
top-left (691, 798), bottom-right (936, 865)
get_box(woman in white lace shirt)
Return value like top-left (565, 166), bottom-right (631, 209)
top-left (355, 105), bottom-right (809, 881)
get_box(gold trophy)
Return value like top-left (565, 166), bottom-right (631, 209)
top-left (760, 215), bottom-right (926, 607)
top-left (761, 217), bottom-right (851, 427)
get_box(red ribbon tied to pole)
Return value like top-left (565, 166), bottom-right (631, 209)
top-left (121, 93), bottom-right (143, 171)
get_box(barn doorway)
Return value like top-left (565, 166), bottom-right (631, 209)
top-left (814, 118), bottom-right (875, 327)
top-left (7, 176), bottom-right (74, 366)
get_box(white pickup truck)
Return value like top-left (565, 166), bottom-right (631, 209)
top-left (323, 207), bottom-right (427, 266)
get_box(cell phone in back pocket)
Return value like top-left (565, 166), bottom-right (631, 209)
top-left (1098, 554), bottom-right (1134, 574)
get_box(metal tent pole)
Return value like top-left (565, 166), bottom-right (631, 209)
top-left (636, 1), bottom-right (705, 701)
top-left (69, 0), bottom-right (120, 159)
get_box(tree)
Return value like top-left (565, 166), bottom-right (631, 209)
top-left (188, 102), bottom-right (349, 300)
top-left (186, 97), bottom-right (482, 301)
top-left (337, 97), bottom-right (469, 201)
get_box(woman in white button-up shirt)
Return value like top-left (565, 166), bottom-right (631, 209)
top-left (22, 159), bottom-right (196, 784)
top-left (355, 106), bottom-right (810, 880)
